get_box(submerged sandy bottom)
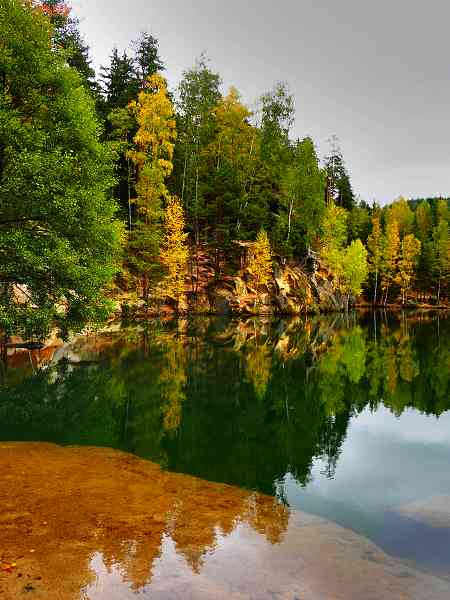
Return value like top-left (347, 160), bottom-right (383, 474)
top-left (0, 443), bottom-right (449, 600)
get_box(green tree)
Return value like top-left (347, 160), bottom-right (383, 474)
top-left (282, 137), bottom-right (326, 253)
top-left (100, 48), bottom-right (138, 115)
top-left (201, 87), bottom-right (260, 248)
top-left (132, 32), bottom-right (164, 86)
top-left (430, 217), bottom-right (449, 303)
top-left (415, 201), bottom-right (433, 242)
top-left (414, 201), bottom-right (433, 298)
top-left (0, 0), bottom-right (122, 338)
top-left (173, 55), bottom-right (222, 242)
top-left (321, 202), bottom-right (348, 280)
top-left (258, 82), bottom-right (294, 252)
top-left (341, 240), bottom-right (368, 310)
top-left (324, 136), bottom-right (354, 210)
top-left (348, 201), bottom-right (371, 243)
top-left (36, 0), bottom-right (98, 95)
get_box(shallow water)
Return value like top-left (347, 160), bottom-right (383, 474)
top-left (1, 312), bottom-right (449, 598)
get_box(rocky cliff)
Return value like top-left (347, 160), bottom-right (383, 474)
top-left (114, 245), bottom-right (349, 318)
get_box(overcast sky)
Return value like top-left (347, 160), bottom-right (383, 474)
top-left (71, 0), bottom-right (449, 205)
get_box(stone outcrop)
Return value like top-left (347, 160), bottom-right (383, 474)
top-left (113, 245), bottom-right (348, 318)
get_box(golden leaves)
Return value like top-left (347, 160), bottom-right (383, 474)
top-left (160, 196), bottom-right (189, 304)
top-left (249, 229), bottom-right (273, 288)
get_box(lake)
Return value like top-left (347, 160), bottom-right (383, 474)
top-left (0, 312), bottom-right (449, 599)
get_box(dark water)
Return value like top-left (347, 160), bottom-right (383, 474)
top-left (1, 311), bottom-right (450, 581)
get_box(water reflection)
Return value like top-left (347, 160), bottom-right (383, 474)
top-left (0, 312), bottom-right (448, 495)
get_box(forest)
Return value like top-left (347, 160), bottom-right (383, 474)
top-left (1, 0), bottom-right (449, 337)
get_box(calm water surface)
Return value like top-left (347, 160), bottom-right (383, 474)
top-left (1, 312), bottom-right (449, 598)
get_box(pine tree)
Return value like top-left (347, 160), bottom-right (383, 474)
top-left (100, 49), bottom-right (138, 115)
top-left (132, 32), bottom-right (164, 86)
top-left (396, 234), bottom-right (421, 305)
top-left (249, 229), bottom-right (273, 287)
top-left (36, 1), bottom-right (98, 95)
top-left (324, 136), bottom-right (354, 210)
top-left (161, 196), bottom-right (189, 307)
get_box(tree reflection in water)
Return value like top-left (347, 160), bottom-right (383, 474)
top-left (0, 312), bottom-right (448, 497)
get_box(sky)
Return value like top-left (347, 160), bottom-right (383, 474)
top-left (71, 0), bottom-right (450, 205)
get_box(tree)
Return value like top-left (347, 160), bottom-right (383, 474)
top-left (341, 240), bottom-right (368, 310)
top-left (386, 197), bottom-right (414, 236)
top-left (127, 73), bottom-right (177, 300)
top-left (414, 201), bottom-right (433, 298)
top-left (282, 137), bottom-right (326, 252)
top-left (160, 196), bottom-right (189, 307)
top-left (396, 234), bottom-right (421, 304)
top-left (415, 201), bottom-right (433, 242)
top-left (100, 48), bottom-right (138, 115)
top-left (348, 201), bottom-right (371, 243)
top-left (258, 82), bottom-right (295, 250)
top-left (100, 32), bottom-right (163, 116)
top-left (321, 202), bottom-right (348, 279)
top-left (324, 136), bottom-right (354, 210)
top-left (249, 229), bottom-right (272, 287)
top-left (132, 32), bottom-right (164, 86)
top-left (381, 219), bottom-right (400, 305)
top-left (173, 55), bottom-right (222, 241)
top-left (367, 214), bottom-right (383, 304)
top-left (430, 217), bottom-right (450, 303)
top-left (202, 87), bottom-right (260, 244)
top-left (0, 0), bottom-right (122, 338)
top-left (36, 0), bottom-right (98, 95)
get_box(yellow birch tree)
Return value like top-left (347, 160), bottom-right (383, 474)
top-left (367, 214), bottom-right (383, 305)
top-left (381, 219), bottom-right (400, 304)
top-left (127, 73), bottom-right (177, 299)
top-left (249, 229), bottom-right (273, 287)
top-left (161, 196), bottom-right (189, 307)
top-left (396, 234), bottom-right (421, 304)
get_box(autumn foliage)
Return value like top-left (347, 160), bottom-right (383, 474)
top-left (161, 196), bottom-right (189, 305)
top-left (249, 229), bottom-right (273, 287)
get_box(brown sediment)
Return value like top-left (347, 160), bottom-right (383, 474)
top-left (0, 442), bottom-right (286, 600)
top-left (0, 443), bottom-right (450, 600)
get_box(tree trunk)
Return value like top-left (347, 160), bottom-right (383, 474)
top-left (286, 198), bottom-right (294, 242)
top-left (384, 284), bottom-right (389, 306)
top-left (127, 158), bottom-right (132, 231)
top-left (373, 269), bottom-right (378, 305)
